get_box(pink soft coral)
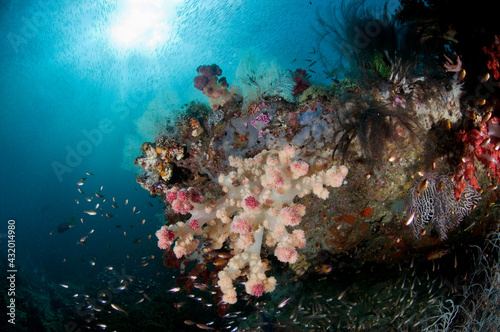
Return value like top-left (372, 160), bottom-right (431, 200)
top-left (193, 64), bottom-right (232, 110)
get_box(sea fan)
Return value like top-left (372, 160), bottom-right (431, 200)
top-left (136, 90), bottom-right (179, 140)
top-left (121, 134), bottom-right (144, 172)
top-left (235, 50), bottom-right (295, 111)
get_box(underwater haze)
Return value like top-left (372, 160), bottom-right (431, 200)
top-left (1, 0), bottom-right (500, 331)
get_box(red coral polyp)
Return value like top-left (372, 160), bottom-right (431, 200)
top-left (292, 68), bottom-right (311, 96)
top-left (454, 122), bottom-right (500, 198)
top-left (483, 35), bottom-right (500, 80)
top-left (250, 284), bottom-right (265, 297)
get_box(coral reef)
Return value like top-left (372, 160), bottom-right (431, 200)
top-left (132, 0), bottom-right (500, 317)
top-left (298, 84), bottom-right (333, 103)
top-left (156, 145), bottom-right (348, 303)
top-left (134, 140), bottom-right (184, 185)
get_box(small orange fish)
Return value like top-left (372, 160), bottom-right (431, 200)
top-left (426, 248), bottom-right (450, 260)
top-left (218, 252), bottom-right (232, 259)
top-left (481, 111), bottom-right (492, 123)
top-left (418, 179), bottom-right (429, 193)
top-left (319, 264), bottom-right (333, 274)
top-left (213, 259), bottom-right (227, 266)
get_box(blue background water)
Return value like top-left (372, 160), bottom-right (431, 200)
top-left (0, 0), bottom-right (397, 320)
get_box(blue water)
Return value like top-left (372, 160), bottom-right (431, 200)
top-left (0, 0), bottom-right (405, 330)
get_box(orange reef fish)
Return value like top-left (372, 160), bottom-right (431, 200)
top-left (426, 248), bottom-right (451, 260)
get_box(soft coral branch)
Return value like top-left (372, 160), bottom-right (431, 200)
top-left (483, 35), bottom-right (500, 80)
top-left (454, 121), bottom-right (500, 198)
